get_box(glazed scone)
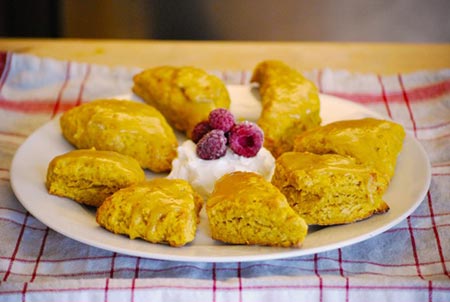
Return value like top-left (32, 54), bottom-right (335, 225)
top-left (251, 60), bottom-right (321, 157)
top-left (132, 66), bottom-right (231, 137)
top-left (206, 171), bottom-right (308, 247)
top-left (272, 152), bottom-right (389, 225)
top-left (60, 99), bottom-right (177, 173)
top-left (293, 118), bottom-right (405, 186)
top-left (46, 149), bottom-right (145, 207)
top-left (96, 178), bottom-right (202, 247)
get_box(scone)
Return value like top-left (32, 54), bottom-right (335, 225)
top-left (272, 152), bottom-right (389, 225)
top-left (251, 60), bottom-right (321, 157)
top-left (132, 66), bottom-right (231, 137)
top-left (96, 179), bottom-right (203, 247)
top-left (46, 149), bottom-right (145, 207)
top-left (293, 118), bottom-right (405, 186)
top-left (206, 171), bottom-right (308, 247)
top-left (60, 99), bottom-right (177, 172)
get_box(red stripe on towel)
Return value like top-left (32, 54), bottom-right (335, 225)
top-left (30, 227), bottom-right (50, 282)
top-left (21, 282), bottom-right (28, 302)
top-left (326, 79), bottom-right (450, 104)
top-left (0, 52), bottom-right (12, 94)
top-left (0, 52), bottom-right (8, 80)
top-left (238, 262), bottom-right (243, 302)
top-left (0, 98), bottom-right (79, 113)
top-left (377, 74), bottom-right (393, 118)
top-left (314, 254), bottom-right (323, 302)
top-left (104, 278), bottom-right (110, 302)
top-left (398, 74), bottom-right (418, 137)
top-left (427, 191), bottom-right (450, 278)
top-left (75, 63), bottom-right (91, 107)
top-left (51, 61), bottom-right (72, 118)
top-left (3, 212), bottom-right (30, 281)
top-left (212, 263), bottom-right (217, 302)
top-left (407, 216), bottom-right (424, 280)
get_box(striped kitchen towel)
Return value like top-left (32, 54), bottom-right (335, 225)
top-left (0, 52), bottom-right (449, 302)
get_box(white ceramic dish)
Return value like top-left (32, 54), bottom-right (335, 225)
top-left (10, 85), bottom-right (431, 262)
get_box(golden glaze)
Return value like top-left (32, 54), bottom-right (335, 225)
top-left (293, 117), bottom-right (405, 186)
top-left (251, 60), bottom-right (321, 157)
top-left (132, 66), bottom-right (231, 137)
top-left (206, 171), bottom-right (308, 247)
top-left (60, 99), bottom-right (177, 172)
top-left (46, 149), bottom-right (145, 207)
top-left (272, 152), bottom-right (389, 225)
top-left (96, 178), bottom-right (203, 247)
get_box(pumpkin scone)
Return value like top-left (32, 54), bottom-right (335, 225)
top-left (46, 149), bottom-right (145, 207)
top-left (60, 99), bottom-right (177, 172)
top-left (293, 118), bottom-right (405, 187)
top-left (206, 171), bottom-right (308, 247)
top-left (251, 60), bottom-right (321, 157)
top-left (96, 179), bottom-right (203, 247)
top-left (132, 66), bottom-right (231, 137)
top-left (272, 152), bottom-right (389, 225)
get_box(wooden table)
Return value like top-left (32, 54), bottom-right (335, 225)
top-left (1, 39), bottom-right (449, 74)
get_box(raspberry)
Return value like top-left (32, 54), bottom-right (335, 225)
top-left (196, 129), bottom-right (228, 160)
top-left (229, 122), bottom-right (263, 157)
top-left (191, 121), bottom-right (212, 143)
top-left (208, 108), bottom-right (235, 132)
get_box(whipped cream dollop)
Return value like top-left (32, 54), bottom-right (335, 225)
top-left (167, 140), bottom-right (275, 198)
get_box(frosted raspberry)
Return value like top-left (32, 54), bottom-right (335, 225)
top-left (191, 121), bottom-right (212, 143)
top-left (208, 108), bottom-right (235, 132)
top-left (196, 129), bottom-right (228, 160)
top-left (229, 122), bottom-right (263, 157)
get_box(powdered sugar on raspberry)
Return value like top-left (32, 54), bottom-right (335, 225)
top-left (208, 108), bottom-right (235, 132)
top-left (191, 108), bottom-right (264, 160)
top-left (196, 129), bottom-right (228, 160)
top-left (229, 121), bottom-right (264, 157)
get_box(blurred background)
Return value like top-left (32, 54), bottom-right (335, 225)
top-left (1, 0), bottom-right (449, 42)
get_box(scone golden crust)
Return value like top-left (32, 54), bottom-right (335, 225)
top-left (272, 152), bottom-right (389, 225)
top-left (206, 171), bottom-right (308, 247)
top-left (293, 118), bottom-right (405, 186)
top-left (60, 99), bottom-right (177, 173)
top-left (251, 60), bottom-right (321, 157)
top-left (96, 179), bottom-right (203, 247)
top-left (46, 149), bottom-right (145, 207)
top-left (132, 66), bottom-right (231, 137)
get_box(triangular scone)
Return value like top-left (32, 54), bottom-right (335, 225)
top-left (96, 179), bottom-right (203, 247)
top-left (46, 149), bottom-right (145, 207)
top-left (293, 118), bottom-right (405, 187)
top-left (206, 171), bottom-right (308, 247)
top-left (60, 99), bottom-right (177, 173)
top-left (272, 152), bottom-right (389, 226)
top-left (132, 66), bottom-right (231, 137)
top-left (251, 60), bottom-right (321, 157)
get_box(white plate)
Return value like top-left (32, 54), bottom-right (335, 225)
top-left (10, 85), bottom-right (431, 262)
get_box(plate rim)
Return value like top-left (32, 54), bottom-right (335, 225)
top-left (10, 89), bottom-right (432, 262)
